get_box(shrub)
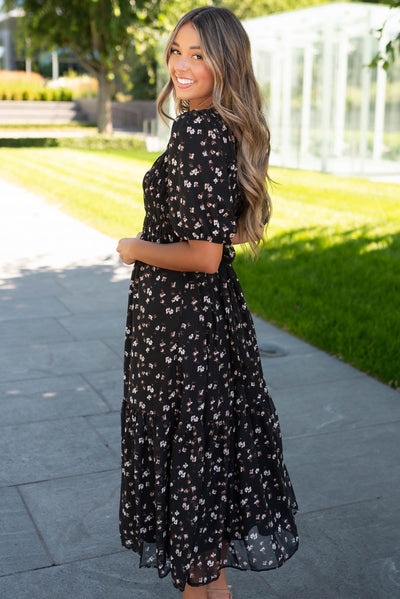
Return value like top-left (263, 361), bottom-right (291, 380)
top-left (38, 89), bottom-right (53, 101)
top-left (22, 90), bottom-right (34, 101)
top-left (0, 70), bottom-right (89, 101)
top-left (0, 135), bottom-right (146, 150)
top-left (59, 88), bottom-right (73, 101)
top-left (0, 70), bottom-right (44, 86)
top-left (0, 70), bottom-right (45, 100)
top-left (47, 72), bottom-right (98, 99)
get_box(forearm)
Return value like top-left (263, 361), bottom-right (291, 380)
top-left (135, 239), bottom-right (210, 272)
top-left (117, 237), bottom-right (223, 274)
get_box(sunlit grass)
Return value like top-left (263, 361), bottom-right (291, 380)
top-left (235, 168), bottom-right (400, 387)
top-left (0, 147), bottom-right (158, 236)
top-left (0, 148), bottom-right (398, 387)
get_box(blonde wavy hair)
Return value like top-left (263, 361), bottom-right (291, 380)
top-left (157, 6), bottom-right (272, 255)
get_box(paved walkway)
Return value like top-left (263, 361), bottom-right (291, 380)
top-left (0, 177), bottom-right (399, 599)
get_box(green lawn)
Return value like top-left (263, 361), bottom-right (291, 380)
top-left (0, 147), bottom-right (153, 236)
top-left (0, 146), bottom-right (399, 388)
top-left (236, 169), bottom-right (400, 388)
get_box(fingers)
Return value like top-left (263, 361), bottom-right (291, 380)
top-left (116, 238), bottom-right (135, 265)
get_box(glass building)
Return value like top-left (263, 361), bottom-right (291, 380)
top-left (243, 2), bottom-right (400, 176)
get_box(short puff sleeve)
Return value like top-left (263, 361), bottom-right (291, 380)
top-left (166, 111), bottom-right (237, 244)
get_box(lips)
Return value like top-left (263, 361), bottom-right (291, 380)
top-left (175, 76), bottom-right (194, 88)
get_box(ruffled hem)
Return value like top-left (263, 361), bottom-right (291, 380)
top-left (120, 404), bottom-right (298, 591)
top-left (122, 524), bottom-right (299, 591)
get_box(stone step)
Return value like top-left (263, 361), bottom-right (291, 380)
top-left (0, 101), bottom-right (88, 123)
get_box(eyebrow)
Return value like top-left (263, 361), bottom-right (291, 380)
top-left (171, 41), bottom-right (201, 49)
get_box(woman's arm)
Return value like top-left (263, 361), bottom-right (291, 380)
top-left (116, 236), bottom-right (223, 274)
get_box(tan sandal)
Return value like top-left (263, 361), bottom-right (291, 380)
top-left (206, 587), bottom-right (233, 599)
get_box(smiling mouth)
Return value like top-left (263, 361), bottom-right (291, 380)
top-left (175, 76), bottom-right (194, 87)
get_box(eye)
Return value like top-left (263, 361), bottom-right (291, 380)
top-left (193, 54), bottom-right (203, 60)
top-left (170, 48), bottom-right (180, 55)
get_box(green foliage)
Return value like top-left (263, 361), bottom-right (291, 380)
top-left (0, 69), bottom-right (44, 99)
top-left (5, 1), bottom-right (159, 74)
top-left (215, 0), bottom-right (328, 20)
top-left (0, 135), bottom-right (146, 149)
top-left (46, 73), bottom-right (98, 99)
top-left (0, 87), bottom-right (73, 101)
top-left (129, 47), bottom-right (157, 100)
top-left (58, 88), bottom-right (73, 101)
top-left (369, 0), bottom-right (400, 70)
top-left (4, 0), bottom-right (166, 129)
top-left (369, 32), bottom-right (400, 71)
top-left (157, 0), bottom-right (329, 26)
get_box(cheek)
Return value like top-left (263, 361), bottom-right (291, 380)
top-left (199, 65), bottom-right (214, 89)
top-left (206, 71), bottom-right (214, 91)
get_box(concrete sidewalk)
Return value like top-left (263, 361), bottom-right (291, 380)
top-left (0, 178), bottom-right (399, 599)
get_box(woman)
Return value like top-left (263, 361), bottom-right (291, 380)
top-left (117, 6), bottom-right (298, 599)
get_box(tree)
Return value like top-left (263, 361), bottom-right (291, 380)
top-left (368, 0), bottom-right (400, 70)
top-left (217, 0), bottom-right (326, 20)
top-left (4, 0), bottom-right (164, 133)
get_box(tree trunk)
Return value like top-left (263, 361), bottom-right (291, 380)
top-left (97, 72), bottom-right (113, 134)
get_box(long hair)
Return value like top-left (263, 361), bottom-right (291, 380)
top-left (157, 6), bottom-right (272, 254)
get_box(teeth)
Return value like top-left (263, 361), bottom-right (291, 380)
top-left (176, 77), bottom-right (194, 84)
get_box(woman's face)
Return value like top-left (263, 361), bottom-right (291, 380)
top-left (168, 22), bottom-right (214, 111)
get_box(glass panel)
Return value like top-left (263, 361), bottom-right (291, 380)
top-left (290, 46), bottom-right (304, 165)
top-left (385, 62), bottom-right (400, 162)
top-left (310, 40), bottom-right (323, 160)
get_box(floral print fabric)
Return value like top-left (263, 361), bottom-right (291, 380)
top-left (120, 108), bottom-right (298, 591)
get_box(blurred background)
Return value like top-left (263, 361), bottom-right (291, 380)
top-left (1, 0), bottom-right (399, 176)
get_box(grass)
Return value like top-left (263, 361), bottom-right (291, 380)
top-left (0, 146), bottom-right (398, 388)
top-left (235, 169), bottom-right (400, 388)
top-left (0, 147), bottom-right (154, 235)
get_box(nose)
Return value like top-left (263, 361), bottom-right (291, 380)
top-left (174, 54), bottom-right (190, 72)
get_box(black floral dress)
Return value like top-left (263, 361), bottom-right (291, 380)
top-left (120, 108), bottom-right (298, 591)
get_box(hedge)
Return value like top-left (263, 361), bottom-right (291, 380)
top-left (0, 135), bottom-right (146, 150)
top-left (0, 88), bottom-right (73, 101)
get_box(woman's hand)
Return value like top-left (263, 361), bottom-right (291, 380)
top-left (117, 232), bottom-right (142, 265)
top-left (116, 238), bottom-right (136, 264)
